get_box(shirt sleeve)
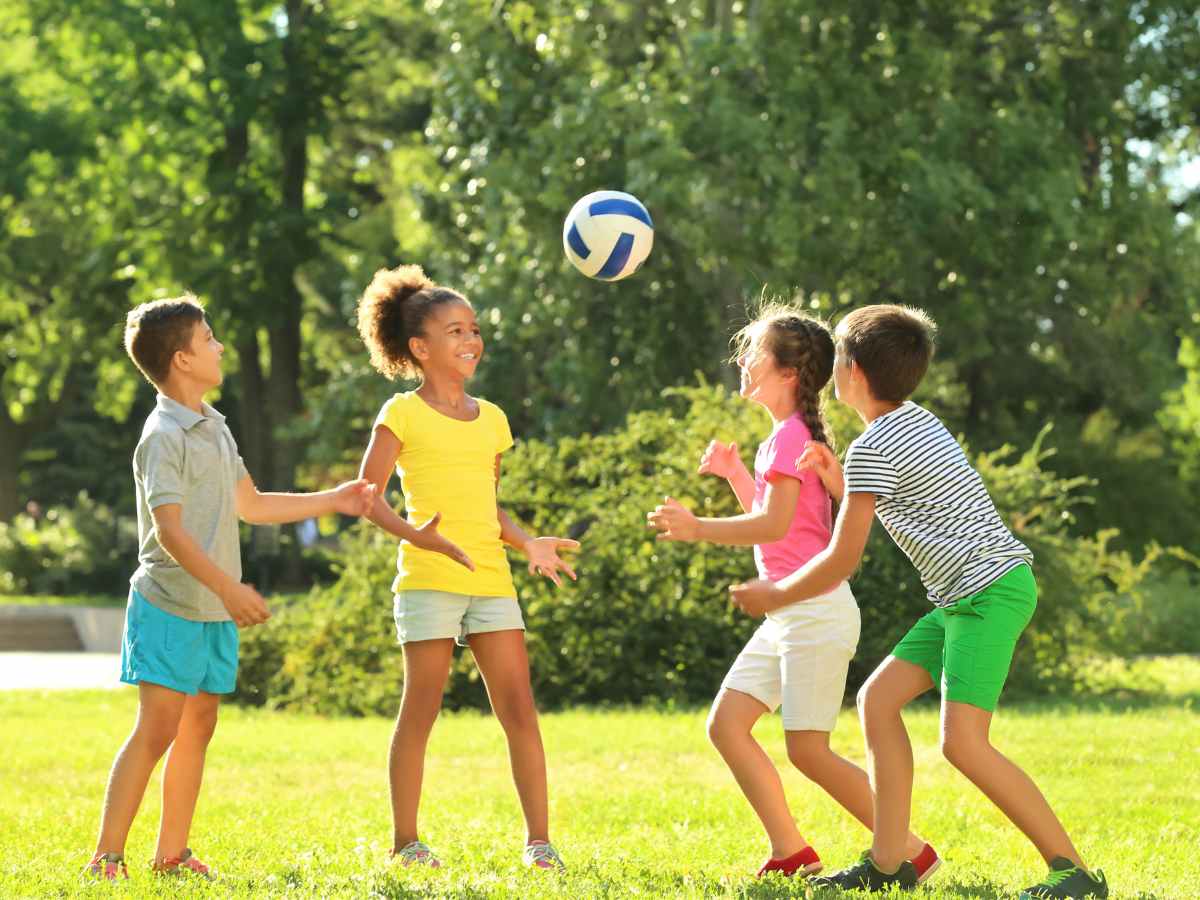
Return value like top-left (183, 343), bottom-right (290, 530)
top-left (373, 394), bottom-right (406, 443)
top-left (844, 440), bottom-right (899, 497)
top-left (763, 417), bottom-right (809, 483)
top-left (137, 431), bottom-right (186, 509)
top-left (495, 405), bottom-right (514, 454)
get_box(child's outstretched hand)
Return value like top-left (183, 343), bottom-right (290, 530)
top-left (332, 478), bottom-right (378, 517)
top-left (728, 578), bottom-right (784, 618)
top-left (524, 536), bottom-right (580, 587)
top-left (646, 496), bottom-right (700, 542)
top-left (411, 512), bottom-right (475, 571)
top-left (698, 440), bottom-right (742, 480)
top-left (796, 440), bottom-right (844, 500)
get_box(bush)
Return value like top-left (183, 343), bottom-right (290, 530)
top-left (235, 385), bottom-right (1191, 714)
top-left (0, 492), bottom-right (136, 596)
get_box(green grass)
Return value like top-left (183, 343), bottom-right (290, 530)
top-left (0, 592), bottom-right (308, 609)
top-left (2, 661), bottom-right (1198, 898)
top-left (0, 593), bottom-right (125, 608)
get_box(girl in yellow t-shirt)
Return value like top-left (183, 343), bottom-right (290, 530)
top-left (355, 264), bottom-right (579, 872)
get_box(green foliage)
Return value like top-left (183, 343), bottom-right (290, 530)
top-left (0, 493), bottom-right (135, 595)
top-left (236, 385), bottom-right (1193, 714)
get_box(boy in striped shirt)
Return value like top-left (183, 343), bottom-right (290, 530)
top-left (728, 305), bottom-right (1107, 898)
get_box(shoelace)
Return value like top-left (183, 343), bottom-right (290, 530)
top-left (525, 842), bottom-right (563, 867)
top-left (1040, 867), bottom-right (1077, 888)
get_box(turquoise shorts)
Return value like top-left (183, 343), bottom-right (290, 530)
top-left (120, 589), bottom-right (239, 695)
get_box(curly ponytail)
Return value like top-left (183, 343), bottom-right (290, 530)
top-left (356, 264), bottom-right (470, 380)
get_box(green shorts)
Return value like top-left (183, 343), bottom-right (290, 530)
top-left (892, 564), bottom-right (1037, 712)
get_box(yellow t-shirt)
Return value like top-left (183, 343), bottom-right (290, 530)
top-left (374, 391), bottom-right (516, 597)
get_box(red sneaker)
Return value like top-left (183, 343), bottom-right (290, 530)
top-left (153, 847), bottom-right (215, 880)
top-left (756, 845), bottom-right (823, 878)
top-left (911, 842), bottom-right (942, 884)
top-left (82, 851), bottom-right (128, 881)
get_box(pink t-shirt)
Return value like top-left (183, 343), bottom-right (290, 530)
top-left (752, 415), bottom-right (833, 582)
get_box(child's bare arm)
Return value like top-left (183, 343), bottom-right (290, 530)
top-left (150, 504), bottom-right (270, 627)
top-left (496, 455), bottom-right (579, 587)
top-left (357, 425), bottom-right (474, 570)
top-left (728, 492), bottom-right (876, 616)
top-left (796, 441), bottom-right (844, 504)
top-left (647, 475), bottom-right (800, 546)
top-left (698, 440), bottom-right (754, 512)
top-left (236, 475), bottom-right (375, 524)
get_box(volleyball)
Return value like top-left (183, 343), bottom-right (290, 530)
top-left (562, 190), bottom-right (654, 281)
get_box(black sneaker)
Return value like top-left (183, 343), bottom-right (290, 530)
top-left (1019, 857), bottom-right (1109, 898)
top-left (810, 851), bottom-right (918, 892)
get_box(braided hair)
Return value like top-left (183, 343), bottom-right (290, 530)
top-left (731, 302), bottom-right (836, 450)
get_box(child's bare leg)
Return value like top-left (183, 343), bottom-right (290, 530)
top-left (857, 657), bottom-right (934, 872)
top-left (941, 700), bottom-right (1083, 867)
top-left (154, 691), bottom-right (220, 862)
top-left (95, 683), bottom-right (187, 855)
top-left (390, 638), bottom-right (455, 850)
top-left (784, 729), bottom-right (927, 860)
top-left (468, 629), bottom-right (548, 843)
top-left (707, 689), bottom-right (807, 858)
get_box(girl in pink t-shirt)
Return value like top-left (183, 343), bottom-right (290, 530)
top-left (648, 306), bottom-right (937, 883)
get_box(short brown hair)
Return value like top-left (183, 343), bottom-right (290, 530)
top-left (124, 295), bottom-right (207, 385)
top-left (356, 264), bottom-right (469, 380)
top-left (835, 304), bottom-right (937, 402)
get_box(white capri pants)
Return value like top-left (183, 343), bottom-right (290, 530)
top-left (719, 581), bottom-right (860, 732)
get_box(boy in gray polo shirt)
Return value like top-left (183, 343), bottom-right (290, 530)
top-left (84, 295), bottom-right (376, 882)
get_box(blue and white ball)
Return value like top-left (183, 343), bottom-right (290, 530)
top-left (563, 190), bottom-right (654, 281)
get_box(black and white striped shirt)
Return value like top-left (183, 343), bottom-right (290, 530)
top-left (844, 402), bottom-right (1033, 608)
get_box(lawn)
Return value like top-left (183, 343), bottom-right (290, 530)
top-left (2, 660), bottom-right (1197, 898)
top-left (0, 594), bottom-right (125, 608)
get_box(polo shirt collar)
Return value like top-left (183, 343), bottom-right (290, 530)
top-left (155, 393), bottom-right (225, 430)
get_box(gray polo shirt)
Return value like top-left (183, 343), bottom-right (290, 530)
top-left (130, 394), bottom-right (249, 622)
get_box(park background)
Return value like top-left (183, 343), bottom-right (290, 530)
top-left (1, 1), bottom-right (1198, 897)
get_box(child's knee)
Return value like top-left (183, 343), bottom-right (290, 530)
top-left (940, 732), bottom-right (984, 772)
top-left (786, 740), bottom-right (830, 778)
top-left (133, 719), bottom-right (179, 757)
top-left (706, 707), bottom-right (742, 748)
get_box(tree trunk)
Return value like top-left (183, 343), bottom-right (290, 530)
top-left (236, 332), bottom-right (270, 487)
top-left (0, 408), bottom-right (25, 521)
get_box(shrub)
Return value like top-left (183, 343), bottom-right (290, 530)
top-left (0, 492), bottom-right (135, 596)
top-left (235, 385), bottom-right (1189, 714)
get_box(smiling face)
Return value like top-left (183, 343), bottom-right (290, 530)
top-left (410, 299), bottom-right (483, 379)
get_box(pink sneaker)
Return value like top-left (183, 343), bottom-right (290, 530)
top-left (911, 842), bottom-right (942, 884)
top-left (391, 840), bottom-right (442, 868)
top-left (522, 840), bottom-right (565, 870)
top-left (82, 851), bottom-right (128, 881)
top-left (153, 847), bottom-right (215, 880)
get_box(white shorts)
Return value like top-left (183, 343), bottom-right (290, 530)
top-left (394, 590), bottom-right (525, 646)
top-left (719, 581), bottom-right (860, 732)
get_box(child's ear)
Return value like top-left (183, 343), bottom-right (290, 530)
top-left (409, 335), bottom-right (429, 361)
